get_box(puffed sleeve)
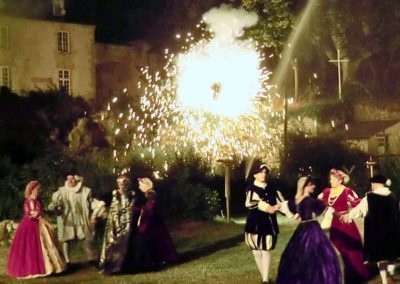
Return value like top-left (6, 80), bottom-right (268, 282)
top-left (91, 198), bottom-right (106, 218)
top-left (245, 186), bottom-right (258, 209)
top-left (348, 196), bottom-right (368, 220)
top-left (346, 188), bottom-right (361, 208)
top-left (25, 199), bottom-right (41, 219)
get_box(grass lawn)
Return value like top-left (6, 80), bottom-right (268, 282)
top-left (0, 217), bottom-right (390, 284)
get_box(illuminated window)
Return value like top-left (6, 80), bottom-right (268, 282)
top-left (377, 135), bottom-right (387, 155)
top-left (0, 66), bottom-right (10, 88)
top-left (58, 69), bottom-right (70, 94)
top-left (57, 31), bottom-right (69, 53)
top-left (0, 26), bottom-right (9, 49)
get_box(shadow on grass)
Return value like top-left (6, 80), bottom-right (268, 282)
top-left (178, 233), bottom-right (243, 263)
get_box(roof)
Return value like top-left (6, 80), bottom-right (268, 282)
top-left (338, 120), bottom-right (400, 140)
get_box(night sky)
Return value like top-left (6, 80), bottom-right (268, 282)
top-left (65, 0), bottom-right (227, 49)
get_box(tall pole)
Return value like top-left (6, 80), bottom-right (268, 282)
top-left (218, 159), bottom-right (233, 223)
top-left (283, 70), bottom-right (288, 162)
top-left (337, 49), bottom-right (342, 100)
top-left (293, 59), bottom-right (298, 102)
top-left (225, 163), bottom-right (231, 223)
top-left (329, 49), bottom-right (349, 101)
top-left (366, 156), bottom-right (377, 178)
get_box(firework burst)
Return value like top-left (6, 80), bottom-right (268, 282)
top-left (103, 5), bottom-right (284, 175)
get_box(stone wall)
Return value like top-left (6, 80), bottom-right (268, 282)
top-left (0, 16), bottom-right (96, 99)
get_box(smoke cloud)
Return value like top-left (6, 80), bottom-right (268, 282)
top-left (202, 4), bottom-right (258, 39)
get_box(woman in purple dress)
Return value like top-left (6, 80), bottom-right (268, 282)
top-left (318, 169), bottom-right (369, 283)
top-left (134, 177), bottom-right (179, 268)
top-left (277, 176), bottom-right (342, 284)
top-left (7, 180), bottom-right (66, 279)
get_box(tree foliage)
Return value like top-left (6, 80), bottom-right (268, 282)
top-left (293, 0), bottom-right (400, 98)
top-left (0, 87), bottom-right (89, 165)
top-left (240, 0), bottom-right (294, 54)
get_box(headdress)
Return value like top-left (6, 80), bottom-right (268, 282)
top-left (138, 177), bottom-right (153, 191)
top-left (330, 168), bottom-right (350, 184)
top-left (25, 180), bottom-right (40, 198)
top-left (27, 180), bottom-right (39, 194)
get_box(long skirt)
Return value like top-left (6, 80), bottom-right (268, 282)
top-left (330, 217), bottom-right (369, 283)
top-left (7, 217), bottom-right (65, 279)
top-left (277, 220), bottom-right (342, 284)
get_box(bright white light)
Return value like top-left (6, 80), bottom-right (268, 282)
top-left (176, 36), bottom-right (263, 117)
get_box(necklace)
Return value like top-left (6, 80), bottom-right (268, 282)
top-left (328, 186), bottom-right (344, 206)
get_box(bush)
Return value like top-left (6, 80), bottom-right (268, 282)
top-left (0, 88), bottom-right (90, 165)
top-left (154, 151), bottom-right (222, 221)
top-left (280, 133), bottom-right (370, 198)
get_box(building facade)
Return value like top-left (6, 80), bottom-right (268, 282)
top-left (0, 15), bottom-right (96, 100)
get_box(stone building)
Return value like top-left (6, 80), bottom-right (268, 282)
top-left (0, 15), bottom-right (96, 100)
top-left (0, 1), bottom-right (161, 105)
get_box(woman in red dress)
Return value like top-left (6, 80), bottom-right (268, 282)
top-left (7, 180), bottom-right (65, 279)
top-left (318, 169), bottom-right (369, 283)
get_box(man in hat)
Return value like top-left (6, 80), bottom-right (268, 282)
top-left (244, 163), bottom-right (292, 284)
top-left (342, 174), bottom-right (400, 284)
top-left (50, 174), bottom-right (105, 266)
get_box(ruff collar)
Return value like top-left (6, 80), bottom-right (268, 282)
top-left (372, 186), bottom-right (391, 196)
top-left (64, 176), bottom-right (83, 193)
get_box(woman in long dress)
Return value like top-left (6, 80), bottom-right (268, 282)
top-left (99, 175), bottom-right (138, 274)
top-left (134, 177), bottom-right (179, 269)
top-left (7, 180), bottom-right (66, 279)
top-left (277, 176), bottom-right (342, 284)
top-left (318, 169), bottom-right (369, 283)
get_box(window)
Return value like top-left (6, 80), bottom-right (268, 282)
top-left (0, 26), bottom-right (9, 49)
top-left (377, 135), bottom-right (387, 155)
top-left (57, 31), bottom-right (69, 53)
top-left (53, 0), bottom-right (66, 16)
top-left (58, 69), bottom-right (70, 94)
top-left (0, 66), bottom-right (10, 88)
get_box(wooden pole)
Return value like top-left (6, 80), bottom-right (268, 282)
top-left (218, 159), bottom-right (233, 223)
top-left (329, 49), bottom-right (349, 101)
top-left (366, 156), bottom-right (377, 178)
top-left (225, 163), bottom-right (231, 223)
top-left (293, 59), bottom-right (298, 102)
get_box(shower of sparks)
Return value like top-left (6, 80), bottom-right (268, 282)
top-left (102, 5), bottom-right (285, 175)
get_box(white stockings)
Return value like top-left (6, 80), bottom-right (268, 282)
top-left (252, 250), bottom-right (271, 282)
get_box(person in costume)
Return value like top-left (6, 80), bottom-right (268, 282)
top-left (244, 163), bottom-right (292, 284)
top-left (318, 168), bottom-right (369, 283)
top-left (7, 180), bottom-right (66, 279)
top-left (341, 174), bottom-right (400, 284)
top-left (134, 177), bottom-right (179, 269)
top-left (276, 176), bottom-right (342, 284)
top-left (49, 173), bottom-right (105, 266)
top-left (99, 175), bottom-right (139, 274)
